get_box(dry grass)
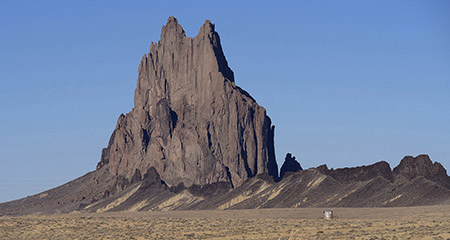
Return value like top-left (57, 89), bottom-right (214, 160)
top-left (1, 205), bottom-right (449, 239)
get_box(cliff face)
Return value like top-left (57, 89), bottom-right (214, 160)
top-left (97, 17), bottom-right (278, 188)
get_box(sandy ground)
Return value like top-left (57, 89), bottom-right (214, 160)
top-left (1, 205), bottom-right (449, 239)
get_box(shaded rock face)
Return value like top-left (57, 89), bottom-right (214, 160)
top-left (393, 154), bottom-right (450, 189)
top-left (279, 153), bottom-right (302, 179)
top-left (97, 17), bottom-right (278, 188)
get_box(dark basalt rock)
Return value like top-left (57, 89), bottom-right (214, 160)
top-left (279, 153), bottom-right (303, 180)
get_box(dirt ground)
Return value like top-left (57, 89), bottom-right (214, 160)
top-left (1, 205), bottom-right (449, 239)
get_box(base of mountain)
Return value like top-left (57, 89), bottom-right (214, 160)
top-left (1, 154), bottom-right (449, 216)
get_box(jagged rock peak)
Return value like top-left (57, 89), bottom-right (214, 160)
top-left (393, 154), bottom-right (450, 189)
top-left (97, 17), bottom-right (278, 189)
top-left (280, 153), bottom-right (302, 179)
top-left (160, 16), bottom-right (186, 43)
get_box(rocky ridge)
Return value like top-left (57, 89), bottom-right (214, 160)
top-left (1, 153), bottom-right (448, 215)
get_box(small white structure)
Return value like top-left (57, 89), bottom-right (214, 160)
top-left (323, 210), bottom-right (333, 220)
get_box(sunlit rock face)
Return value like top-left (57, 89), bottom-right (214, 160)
top-left (97, 17), bottom-right (278, 188)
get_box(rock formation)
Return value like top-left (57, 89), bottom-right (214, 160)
top-left (96, 16), bottom-right (278, 188)
top-left (0, 17), bottom-right (449, 216)
top-left (86, 154), bottom-right (450, 210)
top-left (393, 154), bottom-right (450, 189)
top-left (279, 153), bottom-right (302, 179)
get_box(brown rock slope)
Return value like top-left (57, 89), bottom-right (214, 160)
top-left (75, 154), bottom-right (450, 212)
top-left (217, 154), bottom-right (450, 209)
top-left (5, 154), bottom-right (445, 215)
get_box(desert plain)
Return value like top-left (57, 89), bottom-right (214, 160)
top-left (1, 205), bottom-right (449, 239)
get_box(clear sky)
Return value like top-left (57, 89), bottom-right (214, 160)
top-left (1, 0), bottom-right (449, 203)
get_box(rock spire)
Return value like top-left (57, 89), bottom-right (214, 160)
top-left (97, 17), bottom-right (278, 188)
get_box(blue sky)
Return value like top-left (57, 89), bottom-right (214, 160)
top-left (0, 0), bottom-right (449, 202)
